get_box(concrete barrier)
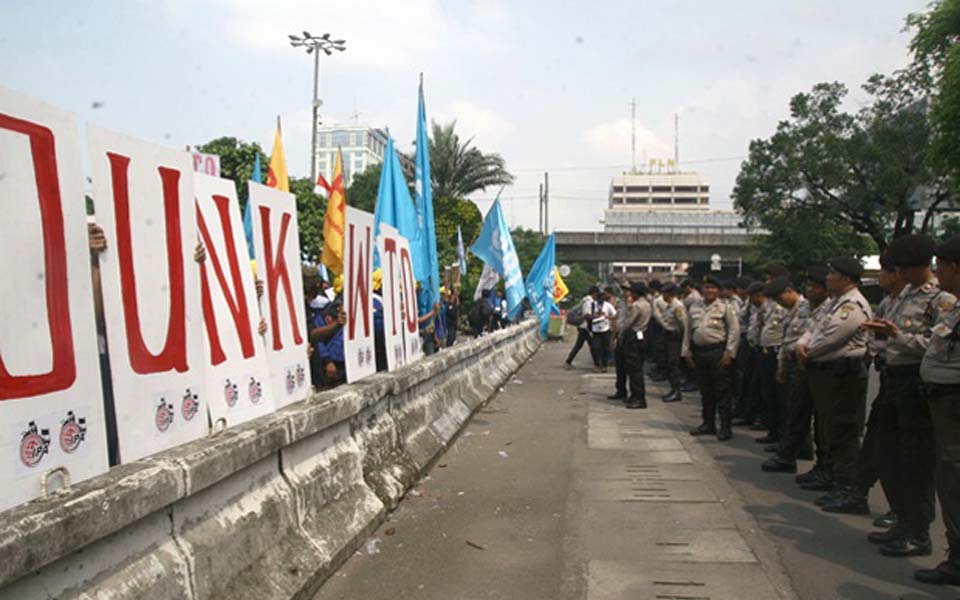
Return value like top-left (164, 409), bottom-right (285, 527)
top-left (0, 321), bottom-right (541, 600)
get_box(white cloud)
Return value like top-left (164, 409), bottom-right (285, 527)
top-left (582, 118), bottom-right (671, 164)
top-left (434, 100), bottom-right (515, 148)
top-left (197, 0), bottom-right (512, 70)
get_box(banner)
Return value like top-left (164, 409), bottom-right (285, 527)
top-left (0, 87), bottom-right (109, 509)
top-left (376, 223), bottom-right (406, 371)
top-left (343, 207), bottom-right (376, 383)
top-left (194, 174), bottom-right (275, 427)
top-left (524, 233), bottom-right (557, 338)
top-left (553, 266), bottom-right (569, 303)
top-left (88, 125), bottom-right (207, 463)
top-left (397, 235), bottom-right (423, 363)
top-left (470, 199), bottom-right (525, 318)
top-left (192, 152), bottom-right (220, 177)
top-left (248, 181), bottom-right (310, 407)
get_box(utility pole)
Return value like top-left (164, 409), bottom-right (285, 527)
top-left (631, 98), bottom-right (637, 174)
top-left (538, 183), bottom-right (544, 235)
top-left (543, 172), bottom-right (550, 234)
top-left (674, 113), bottom-right (680, 172)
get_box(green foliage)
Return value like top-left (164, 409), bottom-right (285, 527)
top-left (196, 137), bottom-right (268, 206)
top-left (430, 120), bottom-right (515, 199)
top-left (346, 163), bottom-right (381, 213)
top-left (289, 177), bottom-right (327, 263)
top-left (908, 0), bottom-right (960, 187)
top-left (750, 206), bottom-right (877, 271)
top-left (734, 72), bottom-right (939, 255)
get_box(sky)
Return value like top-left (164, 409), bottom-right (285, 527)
top-left (0, 0), bottom-right (930, 232)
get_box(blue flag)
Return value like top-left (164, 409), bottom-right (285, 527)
top-left (242, 154), bottom-right (263, 259)
top-left (413, 76), bottom-right (441, 311)
top-left (457, 226), bottom-right (467, 276)
top-left (524, 233), bottom-right (557, 338)
top-left (471, 199), bottom-right (525, 319)
top-left (373, 134), bottom-right (420, 265)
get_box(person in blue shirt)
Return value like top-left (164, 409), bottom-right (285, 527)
top-left (316, 301), bottom-right (346, 387)
top-left (372, 269), bottom-right (386, 371)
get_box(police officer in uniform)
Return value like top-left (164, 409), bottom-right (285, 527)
top-left (757, 281), bottom-right (789, 445)
top-left (654, 281), bottom-right (688, 402)
top-left (861, 235), bottom-right (955, 557)
top-left (621, 281), bottom-right (653, 409)
top-left (796, 258), bottom-right (872, 506)
top-left (733, 276), bottom-right (756, 422)
top-left (683, 276), bottom-right (740, 440)
top-left (741, 281), bottom-right (768, 428)
top-left (915, 234), bottom-right (960, 586)
top-left (761, 276), bottom-right (810, 473)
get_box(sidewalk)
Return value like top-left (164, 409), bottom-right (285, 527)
top-left (313, 339), bottom-right (801, 599)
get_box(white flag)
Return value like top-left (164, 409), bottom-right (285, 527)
top-left (473, 262), bottom-right (501, 301)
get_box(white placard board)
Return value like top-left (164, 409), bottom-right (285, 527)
top-left (248, 181), bottom-right (310, 406)
top-left (194, 174), bottom-right (275, 427)
top-left (192, 152), bottom-right (220, 177)
top-left (88, 125), bottom-right (207, 463)
top-left (343, 207), bottom-right (376, 383)
top-left (376, 223), bottom-right (406, 371)
top-left (397, 235), bottom-right (424, 363)
top-left (0, 87), bottom-right (109, 509)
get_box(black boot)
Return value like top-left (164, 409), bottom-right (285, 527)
top-left (662, 389), bottom-right (682, 403)
top-left (717, 421), bottom-right (733, 441)
top-left (690, 423), bottom-right (717, 436)
top-left (625, 398), bottom-right (647, 409)
top-left (880, 535), bottom-right (932, 557)
top-left (821, 487), bottom-right (870, 515)
top-left (915, 559), bottom-right (960, 585)
top-left (761, 457), bottom-right (797, 473)
top-left (873, 511), bottom-right (898, 529)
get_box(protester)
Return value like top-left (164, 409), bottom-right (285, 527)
top-left (469, 289), bottom-right (495, 337)
top-left (588, 286), bottom-right (617, 373)
top-left (563, 286), bottom-right (599, 370)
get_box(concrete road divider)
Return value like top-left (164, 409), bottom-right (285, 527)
top-left (0, 321), bottom-right (541, 600)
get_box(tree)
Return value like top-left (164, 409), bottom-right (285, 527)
top-left (908, 0), bottom-right (960, 188)
top-left (196, 137), bottom-right (268, 206)
top-left (429, 121), bottom-right (515, 199)
top-left (289, 177), bottom-right (326, 263)
top-left (734, 72), bottom-right (938, 255)
top-left (346, 163), bottom-right (381, 213)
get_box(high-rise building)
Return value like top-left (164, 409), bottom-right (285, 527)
top-left (315, 124), bottom-right (389, 187)
top-left (608, 171), bottom-right (710, 210)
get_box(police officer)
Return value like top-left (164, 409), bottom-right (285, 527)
top-left (733, 276), bottom-right (756, 422)
top-left (915, 234), bottom-right (960, 585)
top-left (760, 276), bottom-right (810, 473)
top-left (654, 281), bottom-right (688, 402)
top-left (621, 281), bottom-right (653, 409)
top-left (822, 255), bottom-right (903, 519)
top-left (740, 282), bottom-right (768, 428)
top-left (609, 283), bottom-right (631, 400)
top-left (756, 280), bottom-right (789, 445)
top-left (861, 236), bottom-right (954, 557)
top-left (796, 258), bottom-right (872, 506)
top-left (683, 276), bottom-right (740, 440)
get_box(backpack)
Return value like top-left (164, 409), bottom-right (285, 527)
top-left (566, 298), bottom-right (587, 326)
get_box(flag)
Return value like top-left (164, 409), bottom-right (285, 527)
top-left (473, 262), bottom-right (500, 301)
top-left (266, 116), bottom-right (289, 192)
top-left (319, 148), bottom-right (347, 274)
top-left (373, 134), bottom-right (419, 262)
top-left (524, 234), bottom-right (557, 338)
top-left (413, 75), bottom-right (441, 310)
top-left (242, 154), bottom-right (263, 260)
top-left (553, 266), bottom-right (569, 303)
top-left (457, 226), bottom-right (467, 276)
top-left (470, 198), bottom-right (525, 319)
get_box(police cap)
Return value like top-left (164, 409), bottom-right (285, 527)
top-left (878, 253), bottom-right (896, 273)
top-left (887, 234), bottom-right (936, 267)
top-left (648, 279), bottom-right (663, 291)
top-left (828, 257), bottom-right (864, 280)
top-left (763, 276), bottom-right (791, 298)
top-left (806, 265), bottom-right (829, 285)
top-left (661, 282), bottom-right (679, 295)
top-left (936, 234), bottom-right (960, 263)
top-left (734, 275), bottom-right (754, 290)
top-left (630, 281), bottom-right (648, 296)
top-left (746, 281), bottom-right (766, 295)
top-left (702, 275), bottom-right (723, 288)
top-left (765, 263), bottom-right (790, 278)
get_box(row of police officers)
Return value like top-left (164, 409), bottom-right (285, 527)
top-left (663, 234), bottom-right (960, 587)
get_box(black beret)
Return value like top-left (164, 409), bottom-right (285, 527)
top-left (828, 257), bottom-right (864, 280)
top-left (661, 282), bottom-right (679, 295)
top-left (746, 281), bottom-right (766, 295)
top-left (679, 278), bottom-right (693, 288)
top-left (734, 275), bottom-right (754, 289)
top-left (702, 275), bottom-right (723, 288)
top-left (721, 279), bottom-right (737, 290)
top-left (648, 279), bottom-right (663, 290)
top-left (630, 281), bottom-right (648, 296)
top-left (878, 253), bottom-right (896, 272)
top-left (763, 276), bottom-right (791, 298)
top-left (806, 265), bottom-right (829, 285)
top-left (765, 264), bottom-right (790, 278)
top-left (936, 234), bottom-right (960, 263)
top-left (887, 234), bottom-right (936, 267)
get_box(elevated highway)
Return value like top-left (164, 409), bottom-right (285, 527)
top-left (554, 228), bottom-right (757, 263)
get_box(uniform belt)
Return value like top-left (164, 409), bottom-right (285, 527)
top-left (761, 345), bottom-right (781, 355)
top-left (926, 382), bottom-right (960, 394)
top-left (882, 363), bottom-right (921, 375)
top-left (808, 356), bottom-right (864, 372)
top-left (693, 343), bottom-right (725, 353)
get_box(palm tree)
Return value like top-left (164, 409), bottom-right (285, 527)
top-left (430, 121), bottom-right (515, 199)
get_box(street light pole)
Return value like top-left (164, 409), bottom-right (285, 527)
top-left (288, 31), bottom-right (346, 184)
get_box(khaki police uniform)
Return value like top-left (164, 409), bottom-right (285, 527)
top-left (654, 296), bottom-right (687, 395)
top-left (776, 296), bottom-right (812, 462)
top-left (759, 299), bottom-right (788, 439)
top-left (684, 298), bottom-right (740, 432)
top-left (622, 297), bottom-right (653, 405)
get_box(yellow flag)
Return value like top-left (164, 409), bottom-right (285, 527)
top-left (319, 149), bottom-right (346, 274)
top-left (266, 117), bottom-right (289, 192)
top-left (553, 267), bottom-right (569, 303)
